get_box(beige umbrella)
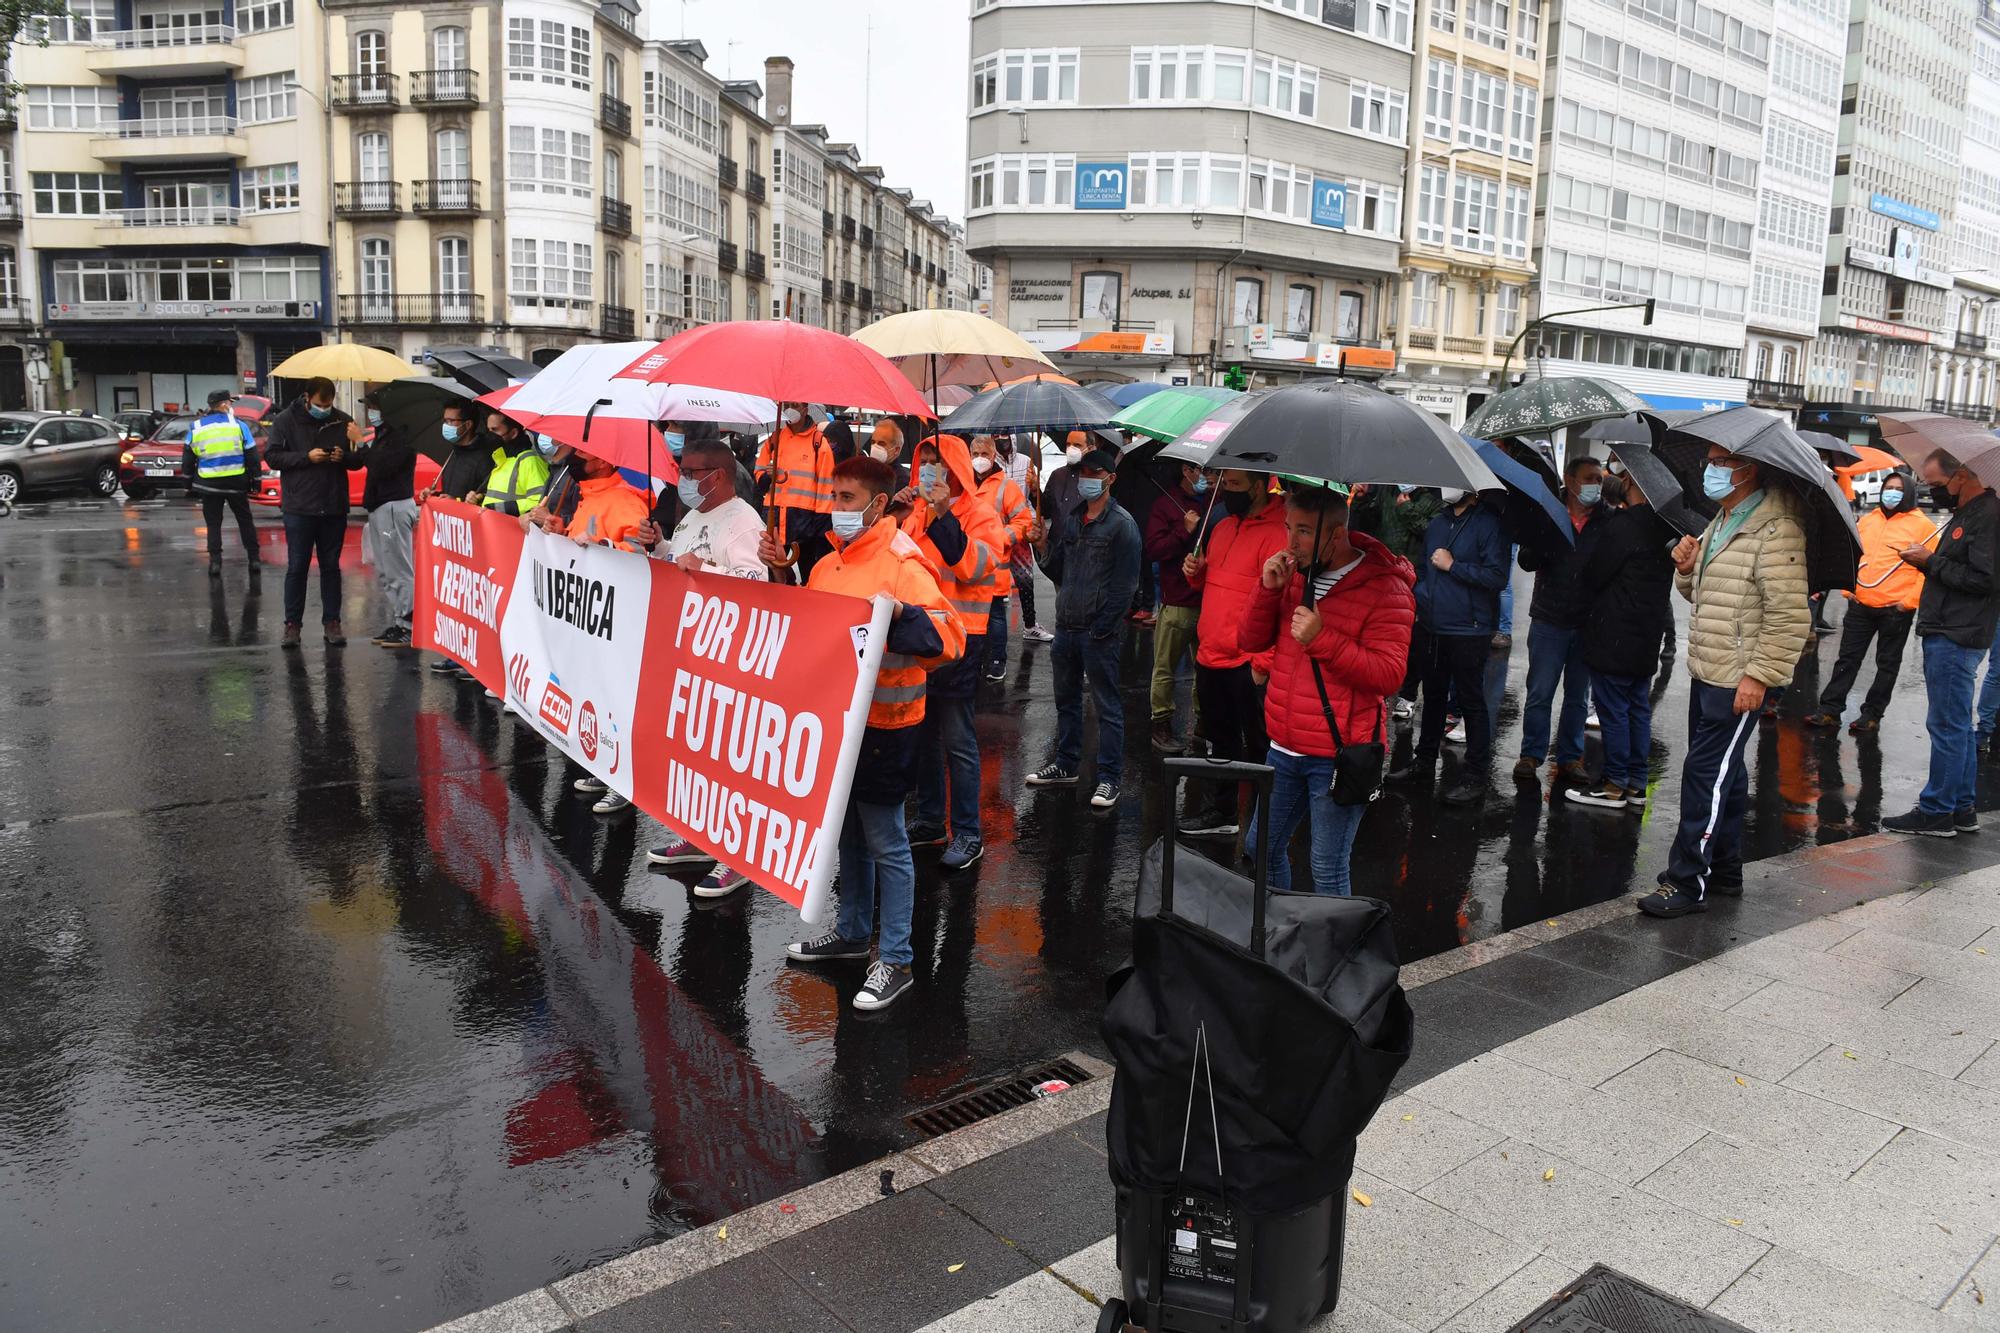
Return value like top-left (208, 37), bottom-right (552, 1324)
top-left (1877, 411), bottom-right (2000, 482)
top-left (270, 343), bottom-right (424, 382)
top-left (852, 309), bottom-right (1056, 407)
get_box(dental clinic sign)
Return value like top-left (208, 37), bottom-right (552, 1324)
top-left (1311, 179), bottom-right (1348, 229)
top-left (1075, 162), bottom-right (1128, 209)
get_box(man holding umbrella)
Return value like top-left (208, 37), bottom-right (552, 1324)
top-left (1882, 450), bottom-right (2000, 838)
top-left (756, 402), bottom-right (835, 575)
top-left (1644, 445), bottom-right (1811, 916)
top-left (1515, 456), bottom-right (1604, 788)
top-left (262, 376), bottom-right (365, 648)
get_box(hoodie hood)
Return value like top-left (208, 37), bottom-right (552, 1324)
top-left (925, 431), bottom-right (978, 496)
top-left (1880, 469), bottom-right (1919, 514)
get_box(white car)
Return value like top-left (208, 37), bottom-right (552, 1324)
top-left (1849, 468), bottom-right (1888, 509)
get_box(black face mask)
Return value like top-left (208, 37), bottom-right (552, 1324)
top-left (1220, 488), bottom-right (1252, 518)
top-left (1932, 482), bottom-right (1956, 510)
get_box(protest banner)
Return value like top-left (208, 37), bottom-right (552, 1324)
top-left (414, 500), bottom-right (890, 924)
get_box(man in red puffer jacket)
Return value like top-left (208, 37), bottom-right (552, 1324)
top-left (1237, 483), bottom-right (1415, 896)
top-left (1181, 470), bottom-right (1289, 837)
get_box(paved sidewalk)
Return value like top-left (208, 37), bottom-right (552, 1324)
top-left (435, 832), bottom-right (2000, 1333)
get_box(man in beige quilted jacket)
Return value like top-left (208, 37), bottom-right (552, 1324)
top-left (1642, 444), bottom-right (1811, 918)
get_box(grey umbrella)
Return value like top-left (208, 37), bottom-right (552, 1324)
top-left (945, 378), bottom-right (1121, 434)
top-left (1602, 439), bottom-right (1703, 537)
top-left (1464, 375), bottom-right (1647, 439)
top-left (425, 346), bottom-right (539, 395)
top-left (1651, 407), bottom-right (1860, 593)
top-left (1195, 381), bottom-right (1501, 491)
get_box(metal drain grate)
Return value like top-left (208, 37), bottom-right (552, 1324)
top-left (1509, 1264), bottom-right (1754, 1333)
top-left (904, 1057), bottom-right (1096, 1139)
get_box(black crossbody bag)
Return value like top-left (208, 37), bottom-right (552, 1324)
top-left (1308, 659), bottom-right (1386, 806)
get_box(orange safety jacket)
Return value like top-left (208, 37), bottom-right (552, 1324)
top-left (974, 468), bottom-right (1035, 599)
top-left (1848, 506), bottom-right (1935, 611)
top-left (808, 515), bottom-right (965, 728)
top-left (755, 422), bottom-right (835, 530)
top-left (900, 433), bottom-right (1005, 636)
top-left (553, 474), bottom-right (651, 549)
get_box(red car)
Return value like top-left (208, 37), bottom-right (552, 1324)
top-left (118, 414), bottom-right (204, 499)
top-left (251, 430), bottom-right (441, 508)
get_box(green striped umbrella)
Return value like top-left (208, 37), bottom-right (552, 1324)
top-left (1110, 386), bottom-right (1242, 444)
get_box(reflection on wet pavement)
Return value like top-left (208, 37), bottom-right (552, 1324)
top-left (0, 502), bottom-right (1960, 1331)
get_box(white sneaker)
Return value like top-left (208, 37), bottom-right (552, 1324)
top-left (1585, 709), bottom-right (1601, 730)
top-left (1022, 626), bottom-right (1054, 643)
top-left (692, 865), bottom-right (749, 898)
top-left (1392, 697), bottom-right (1415, 721)
top-left (1445, 718), bottom-right (1467, 744)
top-left (573, 776), bottom-right (608, 794)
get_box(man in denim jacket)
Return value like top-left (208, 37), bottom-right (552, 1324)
top-left (1025, 447), bottom-right (1142, 809)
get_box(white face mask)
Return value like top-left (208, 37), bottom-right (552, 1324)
top-left (1439, 487), bottom-right (1468, 505)
top-left (1065, 446), bottom-right (1084, 467)
top-left (783, 408), bottom-right (804, 429)
top-left (970, 455), bottom-right (995, 476)
top-left (869, 443), bottom-right (892, 463)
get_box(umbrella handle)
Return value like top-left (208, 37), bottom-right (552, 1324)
top-left (1191, 484), bottom-right (1221, 556)
top-left (765, 484), bottom-right (800, 569)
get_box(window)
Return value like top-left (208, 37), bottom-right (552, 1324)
top-left (1495, 284), bottom-right (1521, 337)
top-left (354, 31), bottom-right (389, 103)
top-left (1466, 0), bottom-right (1509, 49)
top-left (32, 171), bottom-right (121, 215)
top-left (240, 163), bottom-right (299, 212)
top-left (1336, 291), bottom-right (1364, 341)
top-left (238, 72), bottom-right (296, 125)
top-left (1346, 180), bottom-right (1402, 238)
top-left (1507, 84), bottom-right (1536, 163)
top-left (1131, 46), bottom-right (1212, 102)
top-left (28, 0), bottom-right (111, 42)
top-left (1514, 0), bottom-right (1541, 57)
top-left (972, 54), bottom-right (999, 109)
top-left (1209, 156), bottom-right (1242, 207)
top-left (1348, 82), bottom-right (1407, 141)
top-left (1363, 0), bottom-right (1413, 46)
top-left (1764, 113), bottom-right (1834, 182)
top-left (1432, 0), bottom-right (1458, 33)
top-left (235, 256), bottom-right (321, 302)
top-left (1416, 165), bottom-right (1447, 244)
top-left (1501, 183), bottom-right (1530, 260)
top-left (433, 25), bottom-right (468, 70)
top-left (25, 86), bottom-right (118, 131)
top-left (1232, 277), bottom-right (1263, 325)
top-left (602, 53), bottom-right (621, 102)
top-left (238, 0), bottom-right (293, 32)
top-left (1457, 69), bottom-right (1505, 153)
top-left (507, 17), bottom-right (535, 80)
top-left (53, 259), bottom-right (134, 304)
top-left (435, 129), bottom-right (469, 185)
top-left (993, 48), bottom-right (1079, 105)
top-left (1247, 158), bottom-right (1312, 220)
top-left (510, 20), bottom-right (591, 88)
top-left (1130, 152), bottom-right (1204, 207)
top-left (355, 132), bottom-right (391, 208)
top-left (510, 236), bottom-right (538, 294)
top-left (1451, 173), bottom-right (1498, 253)
top-left (508, 126), bottom-right (592, 195)
top-left (1213, 49), bottom-right (1247, 101)
top-left (977, 153), bottom-right (1076, 210)
top-left (1252, 55), bottom-right (1318, 118)
top-left (969, 159), bottom-right (995, 210)
top-left (439, 238), bottom-right (472, 314)
top-left (360, 237), bottom-right (393, 301)
top-left (1423, 60), bottom-right (1455, 141)
top-left (1080, 271), bottom-right (1121, 322)
top-left (1284, 283), bottom-right (1314, 334)
top-left (604, 149), bottom-right (621, 201)
top-left (1409, 271), bottom-right (1439, 328)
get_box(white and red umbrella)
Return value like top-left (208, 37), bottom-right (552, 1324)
top-left (615, 321), bottom-right (936, 417)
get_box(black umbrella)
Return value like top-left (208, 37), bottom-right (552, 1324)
top-left (946, 378), bottom-right (1120, 434)
top-left (375, 376), bottom-right (484, 463)
top-left (1198, 381), bottom-right (1500, 491)
top-left (1800, 430), bottom-right (1862, 467)
top-left (425, 345), bottom-right (539, 395)
top-left (1464, 374), bottom-right (1646, 438)
top-left (1651, 407), bottom-right (1861, 593)
top-left (1604, 440), bottom-right (1703, 537)
top-left (1578, 414), bottom-right (1650, 449)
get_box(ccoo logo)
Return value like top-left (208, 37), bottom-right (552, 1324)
top-left (538, 679), bottom-right (574, 734)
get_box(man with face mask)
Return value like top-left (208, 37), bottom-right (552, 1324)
top-left (261, 375), bottom-right (365, 647)
top-left (998, 435), bottom-right (1049, 644)
top-left (479, 412), bottom-right (550, 518)
top-left (1144, 461), bottom-right (1220, 752)
top-left (357, 389), bottom-right (420, 648)
top-left (1882, 450), bottom-right (1999, 838)
top-left (1643, 447), bottom-right (1809, 916)
top-left (755, 402), bottom-right (835, 575)
top-left (969, 434), bottom-right (1035, 681)
top-left (866, 417), bottom-right (911, 492)
top-left (1514, 455), bottom-right (1605, 788)
top-left (771, 456), bottom-right (966, 1012)
top-left (1806, 469), bottom-right (1930, 734)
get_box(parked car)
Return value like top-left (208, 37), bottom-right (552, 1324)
top-left (118, 414), bottom-right (200, 500)
top-left (113, 409), bottom-right (168, 443)
top-left (250, 430), bottom-right (441, 510)
top-left (0, 411), bottom-right (125, 504)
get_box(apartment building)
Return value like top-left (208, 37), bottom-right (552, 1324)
top-left (964, 0), bottom-right (1416, 384)
top-left (9, 0), bottom-right (333, 413)
top-left (1396, 0), bottom-right (1548, 424)
top-left (1930, 0), bottom-right (2000, 420)
top-left (638, 38), bottom-right (723, 338)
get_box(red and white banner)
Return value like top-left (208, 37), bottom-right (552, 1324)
top-left (415, 499), bottom-right (889, 923)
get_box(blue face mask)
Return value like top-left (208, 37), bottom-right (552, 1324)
top-left (1397, 483), bottom-right (1416, 494)
top-left (307, 402), bottom-right (331, 420)
top-left (919, 462), bottom-right (945, 490)
top-left (535, 434), bottom-right (557, 458)
top-left (1192, 475), bottom-right (1210, 494)
top-left (829, 507), bottom-right (869, 541)
top-left (677, 475), bottom-right (706, 509)
top-left (441, 422), bottom-right (462, 443)
top-left (1077, 476), bottom-right (1107, 501)
top-left (1702, 461), bottom-right (1740, 501)
top-left (1880, 488), bottom-right (1904, 510)
top-left (366, 409), bottom-right (383, 428)
top-left (1578, 483), bottom-right (1602, 507)
top-left (665, 431), bottom-right (686, 456)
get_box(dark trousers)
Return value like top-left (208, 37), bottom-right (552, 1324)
top-left (282, 512), bottom-right (346, 627)
top-left (1192, 662), bottom-right (1268, 820)
top-left (1052, 628), bottom-right (1125, 784)
top-left (201, 491), bottom-right (258, 559)
top-left (1415, 626), bottom-right (1492, 769)
top-left (1663, 679), bottom-right (1775, 896)
top-left (915, 644), bottom-right (983, 840)
top-left (1591, 669), bottom-right (1653, 792)
top-left (1818, 602), bottom-right (1914, 720)
top-left (1016, 558), bottom-right (1038, 628)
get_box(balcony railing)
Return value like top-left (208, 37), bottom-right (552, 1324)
top-left (599, 94), bottom-right (631, 137)
top-left (600, 198), bottom-right (632, 235)
top-left (746, 171), bottom-right (766, 202)
top-left (859, 224), bottom-right (874, 250)
top-left (0, 192), bottom-right (22, 223)
top-left (1958, 330), bottom-right (1991, 356)
top-left (841, 216), bottom-right (857, 241)
top-left (412, 179), bottom-right (479, 213)
top-left (107, 113), bottom-right (238, 138)
top-left (107, 203), bottom-right (241, 227)
top-left (600, 304), bottom-right (635, 338)
top-left (337, 293), bottom-right (485, 325)
top-left (1442, 335), bottom-right (1489, 356)
top-left (1926, 398), bottom-right (1993, 420)
top-left (0, 300), bottom-right (30, 325)
top-left (329, 73), bottom-right (398, 109)
top-left (718, 241), bottom-right (739, 272)
top-left (1405, 330), bottom-right (1438, 350)
top-left (333, 181), bottom-right (400, 216)
top-left (746, 250), bottom-right (767, 280)
top-left (718, 155), bottom-right (738, 189)
top-left (410, 69), bottom-right (477, 105)
top-left (1746, 377), bottom-right (1806, 407)
top-left (907, 253), bottom-right (921, 274)
top-left (98, 22), bottom-right (236, 48)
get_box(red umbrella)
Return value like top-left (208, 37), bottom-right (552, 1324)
top-left (616, 321), bottom-right (935, 417)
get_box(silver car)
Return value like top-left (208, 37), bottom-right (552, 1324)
top-left (0, 411), bottom-right (125, 504)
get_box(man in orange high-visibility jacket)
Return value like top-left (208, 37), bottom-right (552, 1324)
top-left (530, 449), bottom-right (651, 551)
top-left (768, 455), bottom-right (965, 1012)
top-left (971, 433), bottom-right (1035, 684)
top-left (755, 402), bottom-right (836, 575)
top-left (899, 432), bottom-right (1006, 871)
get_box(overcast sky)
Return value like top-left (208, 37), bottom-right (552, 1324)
top-left (649, 0), bottom-right (972, 218)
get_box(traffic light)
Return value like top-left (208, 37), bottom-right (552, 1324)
top-left (1221, 364), bottom-right (1248, 391)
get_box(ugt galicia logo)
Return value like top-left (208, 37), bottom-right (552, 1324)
top-left (579, 701), bottom-right (599, 760)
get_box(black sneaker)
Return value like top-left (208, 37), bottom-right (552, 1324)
top-left (853, 961), bottom-right (914, 1011)
top-left (787, 931), bottom-right (871, 964)
top-left (1956, 809), bottom-right (1981, 834)
top-left (906, 822), bottom-right (948, 848)
top-left (1387, 759), bottom-right (1434, 786)
top-left (1883, 807), bottom-right (1957, 838)
top-left (1638, 882), bottom-right (1707, 918)
top-left (427, 656), bottom-right (460, 675)
top-left (1440, 775), bottom-right (1486, 805)
top-left (1565, 783), bottom-right (1628, 810)
top-left (1090, 781), bottom-right (1120, 809)
top-left (1178, 811), bottom-right (1241, 838)
top-left (1025, 763), bottom-right (1077, 787)
top-left (375, 625), bottom-right (414, 648)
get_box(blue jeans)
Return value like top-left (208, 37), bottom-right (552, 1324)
top-left (282, 512), bottom-right (345, 627)
top-left (1920, 635), bottom-right (1985, 816)
top-left (834, 798), bottom-right (916, 966)
top-left (1498, 545), bottom-right (1519, 634)
top-left (1976, 622), bottom-right (2000, 737)
top-left (915, 690), bottom-right (980, 840)
top-left (986, 595), bottom-right (1008, 671)
top-left (1052, 628), bottom-right (1125, 784)
top-left (1591, 669), bottom-right (1652, 792)
top-left (1245, 748), bottom-right (1367, 895)
top-left (1520, 621), bottom-right (1590, 765)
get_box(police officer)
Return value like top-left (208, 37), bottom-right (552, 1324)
top-left (183, 388), bottom-right (261, 577)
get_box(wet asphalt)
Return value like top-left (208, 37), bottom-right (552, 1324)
top-left (0, 497), bottom-right (1964, 1331)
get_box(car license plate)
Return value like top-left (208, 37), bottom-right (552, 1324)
top-left (144, 466), bottom-right (175, 476)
